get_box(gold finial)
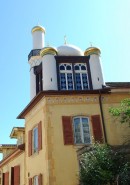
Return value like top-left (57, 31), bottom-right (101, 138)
top-left (64, 35), bottom-right (67, 44)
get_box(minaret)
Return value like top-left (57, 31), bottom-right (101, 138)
top-left (84, 47), bottom-right (105, 89)
top-left (32, 25), bottom-right (45, 49)
top-left (28, 25), bottom-right (45, 100)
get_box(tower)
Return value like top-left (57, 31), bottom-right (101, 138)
top-left (28, 25), bottom-right (45, 99)
top-left (28, 25), bottom-right (106, 100)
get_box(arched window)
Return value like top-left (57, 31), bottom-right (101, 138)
top-left (59, 63), bottom-right (74, 90)
top-left (73, 116), bottom-right (91, 144)
top-left (74, 63), bottom-right (89, 90)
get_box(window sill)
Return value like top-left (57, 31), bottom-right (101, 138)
top-left (73, 144), bottom-right (92, 151)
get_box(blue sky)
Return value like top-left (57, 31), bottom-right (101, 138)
top-left (0, 0), bottom-right (130, 154)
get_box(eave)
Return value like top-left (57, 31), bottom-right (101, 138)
top-left (0, 144), bottom-right (17, 152)
top-left (17, 89), bottom-right (111, 119)
top-left (10, 127), bottom-right (25, 139)
top-left (0, 144), bottom-right (25, 168)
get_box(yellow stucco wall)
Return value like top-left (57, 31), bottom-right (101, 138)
top-left (24, 94), bottom-right (103, 185)
top-left (25, 97), bottom-right (50, 185)
top-left (0, 152), bottom-right (24, 185)
top-left (24, 93), bottom-right (130, 185)
top-left (102, 93), bottom-right (130, 145)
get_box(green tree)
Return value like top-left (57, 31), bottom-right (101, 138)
top-left (79, 143), bottom-right (130, 185)
top-left (109, 98), bottom-right (130, 125)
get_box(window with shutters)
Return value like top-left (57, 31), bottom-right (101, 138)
top-left (2, 172), bottom-right (9, 185)
top-left (28, 122), bottom-right (42, 156)
top-left (62, 115), bottom-right (103, 145)
top-left (33, 176), bottom-right (38, 185)
top-left (29, 174), bottom-right (42, 185)
top-left (33, 126), bottom-right (38, 153)
top-left (73, 117), bottom-right (91, 144)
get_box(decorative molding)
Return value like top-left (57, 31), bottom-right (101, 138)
top-left (46, 95), bottom-right (109, 105)
top-left (46, 95), bottom-right (107, 105)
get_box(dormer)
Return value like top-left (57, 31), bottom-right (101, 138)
top-left (0, 144), bottom-right (17, 159)
top-left (10, 127), bottom-right (25, 146)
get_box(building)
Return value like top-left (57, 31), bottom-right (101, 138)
top-left (0, 25), bottom-right (130, 185)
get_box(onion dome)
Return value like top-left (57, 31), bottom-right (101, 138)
top-left (84, 47), bottom-right (101, 56)
top-left (31, 25), bottom-right (45, 33)
top-left (57, 44), bottom-right (84, 56)
top-left (40, 47), bottom-right (58, 57)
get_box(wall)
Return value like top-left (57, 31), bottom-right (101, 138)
top-left (0, 152), bottom-right (24, 185)
top-left (24, 92), bottom-right (130, 185)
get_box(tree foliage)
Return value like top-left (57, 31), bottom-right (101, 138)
top-left (109, 98), bottom-right (130, 125)
top-left (79, 143), bottom-right (130, 185)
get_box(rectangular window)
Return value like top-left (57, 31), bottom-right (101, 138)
top-left (29, 174), bottom-right (42, 185)
top-left (62, 115), bottom-right (103, 145)
top-left (34, 63), bottom-right (43, 94)
top-left (73, 117), bottom-right (91, 144)
top-left (33, 127), bottom-right (38, 153)
top-left (33, 176), bottom-right (38, 185)
top-left (28, 122), bottom-right (42, 156)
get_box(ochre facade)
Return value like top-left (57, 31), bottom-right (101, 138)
top-left (0, 25), bottom-right (130, 185)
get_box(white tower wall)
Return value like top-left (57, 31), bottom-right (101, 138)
top-left (42, 55), bottom-right (58, 91)
top-left (30, 68), bottom-right (36, 99)
top-left (89, 54), bottom-right (105, 89)
top-left (32, 31), bottom-right (45, 49)
top-left (29, 58), bottom-right (42, 100)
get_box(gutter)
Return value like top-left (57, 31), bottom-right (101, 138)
top-left (99, 92), bottom-right (107, 143)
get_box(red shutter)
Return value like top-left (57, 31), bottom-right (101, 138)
top-left (2, 173), bottom-right (5, 185)
top-left (14, 165), bottom-right (20, 185)
top-left (38, 174), bottom-right (43, 185)
top-left (28, 178), bottom-right (32, 185)
top-left (38, 121), bottom-right (42, 151)
top-left (11, 167), bottom-right (14, 185)
top-left (91, 115), bottom-right (103, 143)
top-left (62, 116), bottom-right (74, 145)
top-left (28, 130), bottom-right (32, 156)
top-left (4, 172), bottom-right (9, 185)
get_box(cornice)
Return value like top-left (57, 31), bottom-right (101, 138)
top-left (17, 89), bottom-right (110, 119)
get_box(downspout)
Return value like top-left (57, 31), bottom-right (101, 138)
top-left (99, 91), bottom-right (107, 143)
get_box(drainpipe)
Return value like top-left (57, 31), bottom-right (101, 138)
top-left (99, 92), bottom-right (107, 143)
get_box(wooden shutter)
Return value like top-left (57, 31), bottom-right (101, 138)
top-left (62, 116), bottom-right (74, 145)
top-left (11, 167), bottom-right (14, 185)
top-left (38, 174), bottom-right (43, 185)
top-left (28, 130), bottom-right (32, 156)
top-left (2, 173), bottom-right (5, 185)
top-left (14, 165), bottom-right (20, 185)
top-left (91, 115), bottom-right (103, 143)
top-left (28, 178), bottom-right (32, 185)
top-left (4, 172), bottom-right (9, 185)
top-left (38, 121), bottom-right (42, 151)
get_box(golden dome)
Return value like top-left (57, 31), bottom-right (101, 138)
top-left (31, 25), bottom-right (45, 33)
top-left (84, 47), bottom-right (101, 56)
top-left (40, 47), bottom-right (58, 57)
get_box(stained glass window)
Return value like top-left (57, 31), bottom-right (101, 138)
top-left (59, 63), bottom-right (89, 90)
top-left (59, 63), bottom-right (74, 90)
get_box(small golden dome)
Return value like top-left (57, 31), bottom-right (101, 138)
top-left (31, 25), bottom-right (45, 33)
top-left (84, 47), bottom-right (101, 56)
top-left (40, 47), bottom-right (58, 57)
